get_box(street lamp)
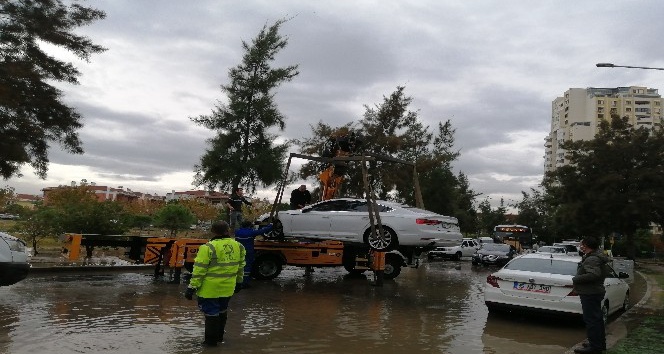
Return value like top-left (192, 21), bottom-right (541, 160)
top-left (596, 62), bottom-right (664, 71)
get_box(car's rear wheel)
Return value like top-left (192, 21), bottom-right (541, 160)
top-left (364, 226), bottom-right (398, 251)
top-left (622, 290), bottom-right (630, 311)
top-left (453, 251), bottom-right (462, 261)
top-left (251, 255), bottom-right (283, 280)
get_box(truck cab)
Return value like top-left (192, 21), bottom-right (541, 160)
top-left (0, 232), bottom-right (30, 286)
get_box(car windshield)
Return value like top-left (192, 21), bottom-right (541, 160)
top-left (481, 243), bottom-right (510, 251)
top-left (504, 258), bottom-right (578, 276)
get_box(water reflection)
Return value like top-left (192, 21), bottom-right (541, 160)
top-left (0, 262), bottom-right (592, 354)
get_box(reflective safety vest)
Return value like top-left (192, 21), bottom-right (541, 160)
top-left (189, 238), bottom-right (246, 298)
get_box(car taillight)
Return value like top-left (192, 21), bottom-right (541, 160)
top-left (486, 275), bottom-right (501, 288)
top-left (416, 218), bottom-right (442, 225)
top-left (564, 285), bottom-right (578, 296)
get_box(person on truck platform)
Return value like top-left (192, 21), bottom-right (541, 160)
top-left (184, 221), bottom-right (246, 346)
top-left (235, 220), bottom-right (273, 288)
top-left (226, 187), bottom-right (252, 229)
top-left (289, 184), bottom-right (311, 209)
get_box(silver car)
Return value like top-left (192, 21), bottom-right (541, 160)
top-left (269, 198), bottom-right (462, 251)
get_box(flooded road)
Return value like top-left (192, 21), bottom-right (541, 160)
top-left (0, 260), bottom-right (641, 354)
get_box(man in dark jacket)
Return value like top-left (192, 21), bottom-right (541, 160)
top-left (289, 185), bottom-right (311, 209)
top-left (572, 236), bottom-right (609, 354)
top-left (234, 221), bottom-right (273, 288)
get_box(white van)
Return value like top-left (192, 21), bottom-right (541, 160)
top-left (0, 232), bottom-right (30, 286)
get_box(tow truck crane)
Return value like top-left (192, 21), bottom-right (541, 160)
top-left (61, 135), bottom-right (429, 285)
top-left (249, 133), bottom-right (428, 285)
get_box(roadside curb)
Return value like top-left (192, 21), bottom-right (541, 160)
top-left (28, 264), bottom-right (154, 274)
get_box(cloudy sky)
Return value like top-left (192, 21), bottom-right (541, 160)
top-left (6, 0), bottom-right (664, 208)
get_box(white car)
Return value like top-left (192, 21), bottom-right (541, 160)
top-left (535, 245), bottom-right (570, 255)
top-left (268, 198), bottom-right (462, 251)
top-left (428, 238), bottom-right (479, 260)
top-left (484, 253), bottom-right (630, 322)
top-left (0, 232), bottom-right (30, 286)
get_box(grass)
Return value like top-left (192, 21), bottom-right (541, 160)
top-left (607, 264), bottom-right (664, 354)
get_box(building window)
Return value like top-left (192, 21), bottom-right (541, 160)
top-left (626, 100), bottom-right (632, 105)
top-left (597, 100), bottom-right (604, 104)
top-left (626, 107), bottom-right (632, 112)
top-left (598, 114), bottom-right (604, 119)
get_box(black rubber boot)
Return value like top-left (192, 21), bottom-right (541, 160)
top-left (203, 315), bottom-right (219, 347)
top-left (218, 312), bottom-right (228, 343)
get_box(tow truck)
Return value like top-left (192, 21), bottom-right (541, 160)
top-left (61, 135), bottom-right (431, 285)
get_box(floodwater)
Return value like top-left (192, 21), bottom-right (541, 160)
top-left (0, 260), bottom-right (643, 354)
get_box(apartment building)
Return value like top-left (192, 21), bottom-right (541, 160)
top-left (544, 86), bottom-right (664, 173)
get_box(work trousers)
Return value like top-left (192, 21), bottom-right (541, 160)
top-left (580, 293), bottom-right (606, 350)
top-left (229, 211), bottom-right (243, 230)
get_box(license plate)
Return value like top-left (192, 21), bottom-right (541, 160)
top-left (513, 282), bottom-right (551, 293)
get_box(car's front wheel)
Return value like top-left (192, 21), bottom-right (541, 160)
top-left (453, 251), bottom-right (462, 261)
top-left (602, 300), bottom-right (610, 324)
top-left (364, 226), bottom-right (398, 251)
top-left (622, 291), bottom-right (630, 311)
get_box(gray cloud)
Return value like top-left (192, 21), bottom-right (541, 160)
top-left (8, 0), bottom-right (664, 210)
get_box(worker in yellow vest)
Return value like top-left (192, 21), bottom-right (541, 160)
top-left (184, 221), bottom-right (246, 346)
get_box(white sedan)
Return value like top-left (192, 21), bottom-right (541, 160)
top-left (484, 253), bottom-right (630, 322)
top-left (269, 198), bottom-right (462, 251)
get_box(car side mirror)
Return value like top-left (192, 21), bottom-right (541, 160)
top-left (618, 272), bottom-right (629, 279)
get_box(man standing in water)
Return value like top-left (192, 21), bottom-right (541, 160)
top-left (572, 236), bottom-right (609, 354)
top-left (184, 221), bottom-right (246, 346)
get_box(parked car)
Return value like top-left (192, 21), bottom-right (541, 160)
top-left (428, 238), bottom-right (479, 261)
top-left (265, 198), bottom-right (462, 251)
top-left (535, 245), bottom-right (569, 255)
top-left (471, 243), bottom-right (517, 266)
top-left (0, 232), bottom-right (30, 286)
top-left (0, 213), bottom-right (19, 220)
top-left (484, 253), bottom-right (630, 322)
top-left (553, 242), bottom-right (583, 256)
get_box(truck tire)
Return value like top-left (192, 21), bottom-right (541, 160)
top-left (383, 254), bottom-right (402, 280)
top-left (251, 255), bottom-right (283, 280)
top-left (342, 248), bottom-right (367, 275)
top-left (453, 251), bottom-right (462, 261)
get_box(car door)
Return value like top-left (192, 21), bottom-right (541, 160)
top-left (327, 200), bottom-right (371, 242)
top-left (288, 201), bottom-right (338, 238)
top-left (461, 240), bottom-right (478, 257)
top-left (603, 267), bottom-right (626, 314)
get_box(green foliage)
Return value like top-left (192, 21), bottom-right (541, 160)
top-left (543, 115), bottom-right (664, 258)
top-left (0, 186), bottom-right (16, 210)
top-left (295, 86), bottom-right (477, 224)
top-left (191, 18), bottom-right (299, 194)
top-left (0, 0), bottom-right (106, 179)
top-left (14, 206), bottom-right (61, 255)
top-left (153, 203), bottom-right (196, 236)
top-left (477, 198), bottom-right (508, 236)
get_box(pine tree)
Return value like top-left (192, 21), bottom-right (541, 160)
top-left (191, 19), bottom-right (299, 193)
top-left (0, 0), bottom-right (106, 179)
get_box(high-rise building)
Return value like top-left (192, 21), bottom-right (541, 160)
top-left (544, 86), bottom-right (663, 173)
